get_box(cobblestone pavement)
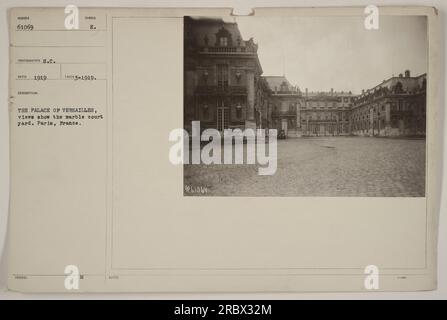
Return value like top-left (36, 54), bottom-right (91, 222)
top-left (184, 137), bottom-right (426, 197)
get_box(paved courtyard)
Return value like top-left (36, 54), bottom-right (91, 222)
top-left (184, 137), bottom-right (426, 197)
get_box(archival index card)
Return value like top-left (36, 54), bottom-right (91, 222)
top-left (7, 6), bottom-right (440, 292)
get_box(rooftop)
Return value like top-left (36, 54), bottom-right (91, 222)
top-left (357, 71), bottom-right (426, 99)
top-left (263, 76), bottom-right (301, 94)
top-left (185, 17), bottom-right (257, 52)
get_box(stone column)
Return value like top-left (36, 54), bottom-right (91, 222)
top-left (335, 113), bottom-right (339, 135)
top-left (385, 102), bottom-right (391, 136)
top-left (245, 70), bottom-right (256, 130)
top-left (296, 101), bottom-right (302, 137)
top-left (348, 114), bottom-right (352, 135)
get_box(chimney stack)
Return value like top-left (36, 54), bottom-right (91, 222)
top-left (405, 70), bottom-right (410, 78)
top-left (305, 88), bottom-right (308, 96)
top-left (399, 73), bottom-right (403, 78)
top-left (330, 88), bottom-right (334, 96)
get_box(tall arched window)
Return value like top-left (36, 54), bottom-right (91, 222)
top-left (217, 64), bottom-right (228, 89)
top-left (236, 104), bottom-right (242, 119)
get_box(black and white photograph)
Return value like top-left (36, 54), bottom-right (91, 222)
top-left (1, 2), bottom-right (445, 300)
top-left (183, 15), bottom-right (428, 197)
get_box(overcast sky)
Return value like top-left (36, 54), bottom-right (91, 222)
top-left (232, 15), bottom-right (427, 94)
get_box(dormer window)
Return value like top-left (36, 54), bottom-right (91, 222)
top-left (215, 26), bottom-right (232, 47)
top-left (220, 37), bottom-right (228, 47)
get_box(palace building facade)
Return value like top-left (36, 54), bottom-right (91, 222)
top-left (184, 17), bottom-right (267, 133)
top-left (184, 17), bottom-right (427, 138)
top-left (264, 76), bottom-right (302, 136)
top-left (350, 70), bottom-right (427, 137)
top-left (300, 89), bottom-right (354, 137)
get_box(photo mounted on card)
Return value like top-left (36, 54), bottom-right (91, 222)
top-left (7, 6), bottom-right (440, 292)
top-left (182, 13), bottom-right (428, 197)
